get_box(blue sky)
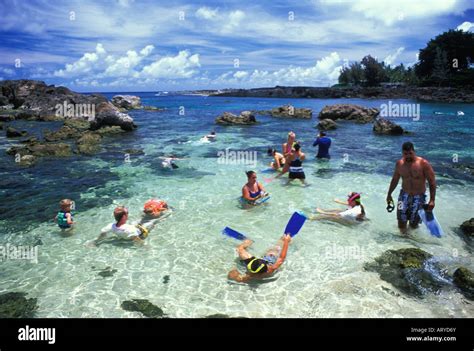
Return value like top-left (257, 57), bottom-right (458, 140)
top-left (0, 0), bottom-right (473, 92)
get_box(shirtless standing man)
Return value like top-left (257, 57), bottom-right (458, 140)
top-left (386, 142), bottom-right (437, 234)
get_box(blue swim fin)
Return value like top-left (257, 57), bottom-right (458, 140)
top-left (418, 208), bottom-right (443, 238)
top-left (222, 227), bottom-right (248, 240)
top-left (284, 212), bottom-right (307, 237)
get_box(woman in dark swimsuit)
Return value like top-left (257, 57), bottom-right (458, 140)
top-left (242, 171), bottom-right (268, 204)
top-left (277, 143), bottom-right (306, 185)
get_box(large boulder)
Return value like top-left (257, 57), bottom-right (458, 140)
top-left (453, 267), bottom-right (474, 300)
top-left (91, 102), bottom-right (136, 131)
top-left (317, 118), bottom-right (338, 130)
top-left (364, 248), bottom-right (449, 297)
top-left (215, 111), bottom-right (257, 125)
top-left (270, 104), bottom-right (312, 119)
top-left (460, 218), bottom-right (474, 237)
top-left (111, 95), bottom-right (142, 110)
top-left (318, 104), bottom-right (379, 123)
top-left (373, 118), bottom-right (404, 135)
top-left (0, 80), bottom-right (135, 130)
top-left (6, 127), bottom-right (27, 138)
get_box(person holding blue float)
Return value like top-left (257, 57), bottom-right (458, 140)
top-left (241, 171), bottom-right (270, 205)
top-left (224, 212), bottom-right (306, 283)
top-left (312, 131), bottom-right (331, 159)
top-left (386, 141), bottom-right (441, 237)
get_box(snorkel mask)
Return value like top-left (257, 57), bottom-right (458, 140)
top-left (386, 200), bottom-right (395, 213)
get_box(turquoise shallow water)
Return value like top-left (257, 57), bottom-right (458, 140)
top-left (0, 94), bottom-right (473, 317)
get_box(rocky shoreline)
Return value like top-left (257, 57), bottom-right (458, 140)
top-left (209, 85), bottom-right (474, 103)
top-left (0, 80), bottom-right (165, 166)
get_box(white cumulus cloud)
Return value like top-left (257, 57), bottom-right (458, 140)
top-left (54, 43), bottom-right (107, 77)
top-left (214, 52), bottom-right (343, 87)
top-left (196, 7), bottom-right (219, 19)
top-left (54, 44), bottom-right (200, 81)
top-left (139, 50), bottom-right (200, 79)
top-left (457, 21), bottom-right (474, 31)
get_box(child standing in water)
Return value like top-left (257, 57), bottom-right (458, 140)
top-left (55, 199), bottom-right (74, 230)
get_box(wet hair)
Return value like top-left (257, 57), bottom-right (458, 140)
top-left (402, 142), bottom-right (415, 152)
top-left (267, 148), bottom-right (276, 156)
top-left (320, 132), bottom-right (327, 137)
top-left (210, 131), bottom-right (216, 135)
top-left (60, 199), bottom-right (72, 211)
top-left (294, 143), bottom-right (301, 151)
top-left (246, 171), bottom-right (256, 178)
top-left (113, 206), bottom-right (128, 222)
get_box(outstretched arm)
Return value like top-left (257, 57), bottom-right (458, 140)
top-left (268, 235), bottom-right (291, 272)
top-left (228, 269), bottom-right (252, 283)
top-left (334, 199), bottom-right (348, 205)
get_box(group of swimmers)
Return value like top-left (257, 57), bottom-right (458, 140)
top-left (54, 127), bottom-right (436, 283)
top-left (229, 136), bottom-right (437, 282)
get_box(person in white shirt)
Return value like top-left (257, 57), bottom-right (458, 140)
top-left (92, 206), bottom-right (159, 246)
top-left (311, 192), bottom-right (366, 223)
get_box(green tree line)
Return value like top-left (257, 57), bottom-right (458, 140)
top-left (338, 29), bottom-right (474, 87)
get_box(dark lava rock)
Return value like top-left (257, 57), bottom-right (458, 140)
top-left (215, 111), bottom-right (257, 125)
top-left (98, 267), bottom-right (117, 278)
top-left (460, 218), bottom-right (474, 237)
top-left (318, 104), bottom-right (379, 124)
top-left (453, 267), bottom-right (474, 300)
top-left (364, 248), bottom-right (449, 297)
top-left (317, 118), bottom-right (338, 130)
top-left (0, 292), bottom-right (38, 318)
top-left (269, 104), bottom-right (312, 119)
top-left (163, 275), bottom-right (170, 284)
top-left (6, 127), bottom-right (28, 138)
top-left (76, 132), bottom-right (102, 155)
top-left (373, 118), bottom-right (405, 135)
top-left (121, 299), bottom-right (166, 318)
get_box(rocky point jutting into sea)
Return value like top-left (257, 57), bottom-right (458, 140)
top-left (0, 80), bottom-right (144, 166)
